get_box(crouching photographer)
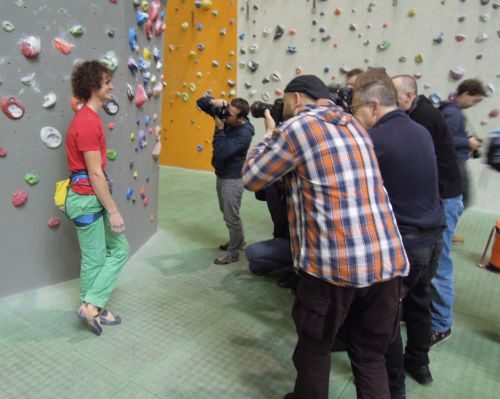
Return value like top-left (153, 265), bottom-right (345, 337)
top-left (196, 96), bottom-right (254, 264)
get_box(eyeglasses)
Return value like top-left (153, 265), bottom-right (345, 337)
top-left (350, 102), bottom-right (369, 113)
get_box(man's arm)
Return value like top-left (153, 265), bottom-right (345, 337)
top-left (84, 151), bottom-right (125, 234)
top-left (442, 108), bottom-right (469, 149)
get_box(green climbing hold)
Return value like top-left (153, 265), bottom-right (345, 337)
top-left (377, 40), bottom-right (391, 50)
top-left (107, 149), bottom-right (117, 161)
top-left (189, 83), bottom-right (197, 93)
top-left (69, 25), bottom-right (85, 37)
top-left (368, 2), bottom-right (376, 12)
top-left (399, 56), bottom-right (407, 63)
top-left (25, 171), bottom-right (40, 186)
top-left (182, 92), bottom-right (190, 102)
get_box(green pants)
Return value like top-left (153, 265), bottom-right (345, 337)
top-left (66, 189), bottom-right (129, 308)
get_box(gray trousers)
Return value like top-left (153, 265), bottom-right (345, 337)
top-left (216, 177), bottom-right (245, 253)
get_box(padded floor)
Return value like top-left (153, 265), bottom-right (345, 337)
top-left (0, 167), bottom-right (498, 399)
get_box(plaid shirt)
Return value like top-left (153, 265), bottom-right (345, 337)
top-left (242, 100), bottom-right (409, 287)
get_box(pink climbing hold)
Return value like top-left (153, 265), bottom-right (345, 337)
top-left (455, 34), bottom-right (466, 42)
top-left (145, 20), bottom-right (153, 40)
top-left (1, 96), bottom-right (25, 120)
top-left (135, 84), bottom-right (148, 107)
top-left (335, 7), bottom-right (342, 15)
top-left (275, 88), bottom-right (284, 96)
top-left (48, 216), bottom-right (60, 228)
top-left (143, 196), bottom-right (149, 207)
top-left (53, 38), bottom-right (74, 54)
top-left (140, 184), bottom-right (147, 199)
top-left (383, 22), bottom-right (389, 28)
top-left (11, 190), bottom-right (28, 207)
top-left (489, 108), bottom-right (500, 118)
top-left (154, 20), bottom-right (166, 36)
top-left (295, 67), bottom-right (303, 75)
top-left (149, 0), bottom-right (161, 22)
top-left (20, 35), bottom-right (41, 58)
top-left (0, 147), bottom-right (7, 158)
top-left (450, 67), bottom-right (465, 80)
top-left (288, 28), bottom-right (297, 35)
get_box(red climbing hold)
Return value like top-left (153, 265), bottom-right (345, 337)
top-left (48, 216), bottom-right (61, 228)
top-left (20, 35), bottom-right (41, 58)
top-left (11, 190), bottom-right (28, 207)
top-left (135, 84), bottom-right (148, 107)
top-left (1, 96), bottom-right (25, 120)
top-left (0, 147), bottom-right (7, 158)
top-left (53, 38), bottom-right (74, 54)
top-left (140, 184), bottom-right (147, 199)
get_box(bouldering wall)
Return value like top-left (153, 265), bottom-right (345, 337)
top-left (236, 0), bottom-right (500, 213)
top-left (160, 0), bottom-right (237, 171)
top-left (0, 0), bottom-right (166, 298)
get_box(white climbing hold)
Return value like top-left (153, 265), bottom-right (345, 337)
top-left (40, 126), bottom-right (62, 149)
top-left (42, 92), bottom-right (57, 108)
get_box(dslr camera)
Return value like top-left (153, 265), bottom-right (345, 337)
top-left (211, 104), bottom-right (232, 120)
top-left (335, 87), bottom-right (353, 113)
top-left (250, 99), bottom-right (284, 125)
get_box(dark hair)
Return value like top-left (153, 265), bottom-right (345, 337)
top-left (231, 98), bottom-right (250, 118)
top-left (457, 79), bottom-right (486, 97)
top-left (346, 68), bottom-right (364, 79)
top-left (71, 60), bottom-right (112, 101)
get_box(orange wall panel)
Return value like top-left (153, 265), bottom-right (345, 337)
top-left (160, 1), bottom-right (237, 171)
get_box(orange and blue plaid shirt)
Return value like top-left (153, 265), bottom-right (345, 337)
top-left (243, 100), bottom-right (409, 287)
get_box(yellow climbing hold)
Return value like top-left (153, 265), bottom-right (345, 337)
top-left (408, 9), bottom-right (416, 17)
top-left (415, 53), bottom-right (424, 63)
top-left (130, 132), bottom-right (136, 141)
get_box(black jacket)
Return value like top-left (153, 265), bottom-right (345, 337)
top-left (409, 95), bottom-right (462, 199)
top-left (255, 183), bottom-right (290, 241)
top-left (368, 109), bottom-right (445, 239)
top-left (197, 96), bottom-right (254, 179)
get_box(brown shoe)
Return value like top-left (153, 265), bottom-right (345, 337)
top-left (452, 235), bottom-right (464, 244)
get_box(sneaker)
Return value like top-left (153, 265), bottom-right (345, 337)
top-left (219, 241), bottom-right (246, 251)
top-left (430, 328), bottom-right (452, 346)
top-left (214, 251), bottom-right (239, 265)
top-left (404, 364), bottom-right (433, 385)
top-left (452, 235), bottom-right (464, 244)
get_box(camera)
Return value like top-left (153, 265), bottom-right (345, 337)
top-left (470, 135), bottom-right (483, 159)
top-left (250, 98), bottom-right (284, 125)
top-left (211, 105), bottom-right (232, 120)
top-left (335, 87), bottom-right (353, 113)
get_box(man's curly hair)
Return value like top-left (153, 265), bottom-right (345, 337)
top-left (71, 61), bottom-right (111, 101)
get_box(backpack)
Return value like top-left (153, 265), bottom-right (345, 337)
top-left (486, 131), bottom-right (500, 172)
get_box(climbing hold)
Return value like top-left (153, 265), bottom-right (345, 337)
top-left (107, 29), bottom-right (115, 38)
top-left (25, 171), bottom-right (40, 186)
top-left (1, 96), bottom-right (25, 120)
top-left (489, 108), bottom-right (500, 118)
top-left (42, 92), bottom-right (57, 109)
top-left (133, 171), bottom-right (139, 179)
top-left (107, 122), bottom-right (115, 130)
top-left (383, 21), bottom-right (389, 28)
top-left (197, 43), bottom-right (205, 51)
top-left (335, 7), bottom-right (342, 15)
top-left (262, 27), bottom-right (272, 37)
top-left (249, 43), bottom-right (259, 53)
top-left (0, 148), bottom-right (6, 158)
top-left (399, 56), bottom-right (407, 63)
top-left (480, 0), bottom-right (490, 4)
top-left (262, 77), bottom-right (270, 84)
top-left (153, 82), bottom-right (163, 98)
top-left (270, 71), bottom-right (282, 82)
top-left (408, 8), bottom-right (416, 17)
top-left (247, 60), bottom-right (259, 72)
top-left (287, 44), bottom-right (298, 53)
top-left (53, 38), bottom-right (74, 54)
top-left (485, 83), bottom-right (495, 97)
top-left (143, 197), bottom-right (149, 207)
top-left (476, 53), bottom-right (484, 60)
top-left (145, 20), bottom-right (153, 40)
top-left (479, 13), bottom-right (490, 22)
top-left (107, 149), bottom-right (117, 160)
top-left (126, 187), bottom-right (134, 201)
top-left (70, 96), bottom-right (84, 112)
top-left (100, 52), bottom-right (118, 72)
top-left (138, 57), bottom-right (151, 72)
top-left (433, 32), bottom-right (444, 44)
top-left (149, 0), bottom-right (160, 21)
top-left (274, 25), bottom-right (285, 40)
top-left (455, 34), bottom-right (466, 42)
top-left (450, 67), bottom-right (465, 80)
top-left (415, 54), bottom-right (424, 63)
top-left (368, 2), bottom-right (376, 12)
top-left (146, 86), bottom-right (153, 98)
top-left (181, 21), bottom-right (189, 30)
top-left (480, 120), bottom-right (489, 126)
top-left (40, 126), bottom-right (62, 149)
top-left (239, 46), bottom-right (247, 55)
top-left (363, 39), bottom-right (370, 46)
top-left (239, 33), bottom-right (245, 40)
top-left (48, 216), bottom-right (60, 228)
top-left (323, 67), bottom-right (330, 74)
top-left (20, 73), bottom-right (36, 87)
top-left (130, 132), bottom-right (136, 141)
top-left (322, 34), bottom-right (332, 42)
top-left (103, 99), bottom-right (119, 115)
top-left (219, 28), bottom-right (227, 36)
top-left (458, 15), bottom-right (466, 22)
top-left (288, 29), bottom-right (297, 35)
top-left (212, 60), bottom-right (219, 67)
top-left (140, 184), bottom-right (147, 199)
top-left (20, 35), bottom-right (41, 58)
top-left (69, 25), bottom-right (85, 37)
top-left (229, 89), bottom-right (236, 97)
top-left (145, 115), bottom-right (152, 126)
top-left (476, 33), bottom-right (488, 43)
top-left (244, 82), bottom-right (252, 89)
top-left (414, 73), bottom-right (423, 79)
top-left (295, 67), bottom-right (303, 75)
top-left (128, 57), bottom-right (139, 75)
top-left (2, 21), bottom-right (14, 32)
top-left (377, 40), bottom-right (391, 50)
top-left (226, 62), bottom-right (234, 70)
top-left (424, 83), bottom-right (432, 89)
top-left (11, 190), bottom-right (28, 207)
top-left (275, 88), bottom-right (284, 96)
top-left (319, 27), bottom-right (326, 33)
top-left (136, 9), bottom-right (149, 25)
top-left (227, 80), bottom-right (236, 87)
top-left (429, 92), bottom-right (443, 105)
top-left (135, 84), bottom-right (148, 107)
top-left (261, 92), bottom-right (271, 101)
top-left (127, 84), bottom-right (135, 101)
top-left (493, 2), bottom-right (500, 9)
top-left (196, 22), bottom-right (204, 31)
top-left (349, 23), bottom-right (357, 31)
top-left (128, 28), bottom-right (139, 52)
top-left (138, 130), bottom-right (147, 148)
top-left (143, 47), bottom-right (152, 61)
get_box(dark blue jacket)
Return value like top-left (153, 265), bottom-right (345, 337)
top-left (368, 109), bottom-right (445, 241)
top-left (197, 96), bottom-right (254, 179)
top-left (439, 102), bottom-right (469, 165)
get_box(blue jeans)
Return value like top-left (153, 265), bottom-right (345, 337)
top-left (245, 238), bottom-right (293, 275)
top-left (430, 195), bottom-right (464, 332)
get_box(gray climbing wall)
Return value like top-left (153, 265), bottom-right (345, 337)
top-left (237, 0), bottom-right (500, 214)
top-left (0, 0), bottom-right (166, 298)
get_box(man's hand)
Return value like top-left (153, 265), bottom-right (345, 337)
top-left (264, 109), bottom-right (276, 132)
top-left (210, 99), bottom-right (228, 108)
top-left (468, 136), bottom-right (482, 151)
top-left (214, 116), bottom-right (224, 130)
top-left (109, 210), bottom-right (125, 234)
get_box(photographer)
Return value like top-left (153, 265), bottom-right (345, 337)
top-left (196, 96), bottom-right (254, 264)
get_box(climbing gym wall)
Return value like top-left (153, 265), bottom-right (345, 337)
top-left (236, 0), bottom-right (500, 213)
top-left (160, 0), bottom-right (237, 171)
top-left (0, 0), bottom-right (166, 298)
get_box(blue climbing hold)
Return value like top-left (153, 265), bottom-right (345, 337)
top-left (287, 44), bottom-right (298, 53)
top-left (136, 118), bottom-right (141, 126)
top-left (144, 115), bottom-right (152, 126)
top-left (138, 57), bottom-right (151, 71)
top-left (128, 57), bottom-right (139, 75)
top-left (128, 28), bottom-right (138, 51)
top-left (197, 144), bottom-right (204, 152)
top-left (197, 22), bottom-right (204, 31)
top-left (126, 187), bottom-right (133, 200)
top-left (136, 9), bottom-right (149, 25)
top-left (239, 33), bottom-right (245, 40)
top-left (198, 43), bottom-right (205, 51)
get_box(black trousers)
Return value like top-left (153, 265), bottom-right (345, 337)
top-left (290, 272), bottom-right (402, 399)
top-left (385, 237), bottom-right (444, 398)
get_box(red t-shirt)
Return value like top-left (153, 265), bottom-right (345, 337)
top-left (66, 105), bottom-right (107, 195)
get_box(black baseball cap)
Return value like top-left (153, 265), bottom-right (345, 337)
top-left (284, 75), bottom-right (332, 100)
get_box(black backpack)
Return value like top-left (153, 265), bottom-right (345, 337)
top-left (486, 131), bottom-right (500, 172)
